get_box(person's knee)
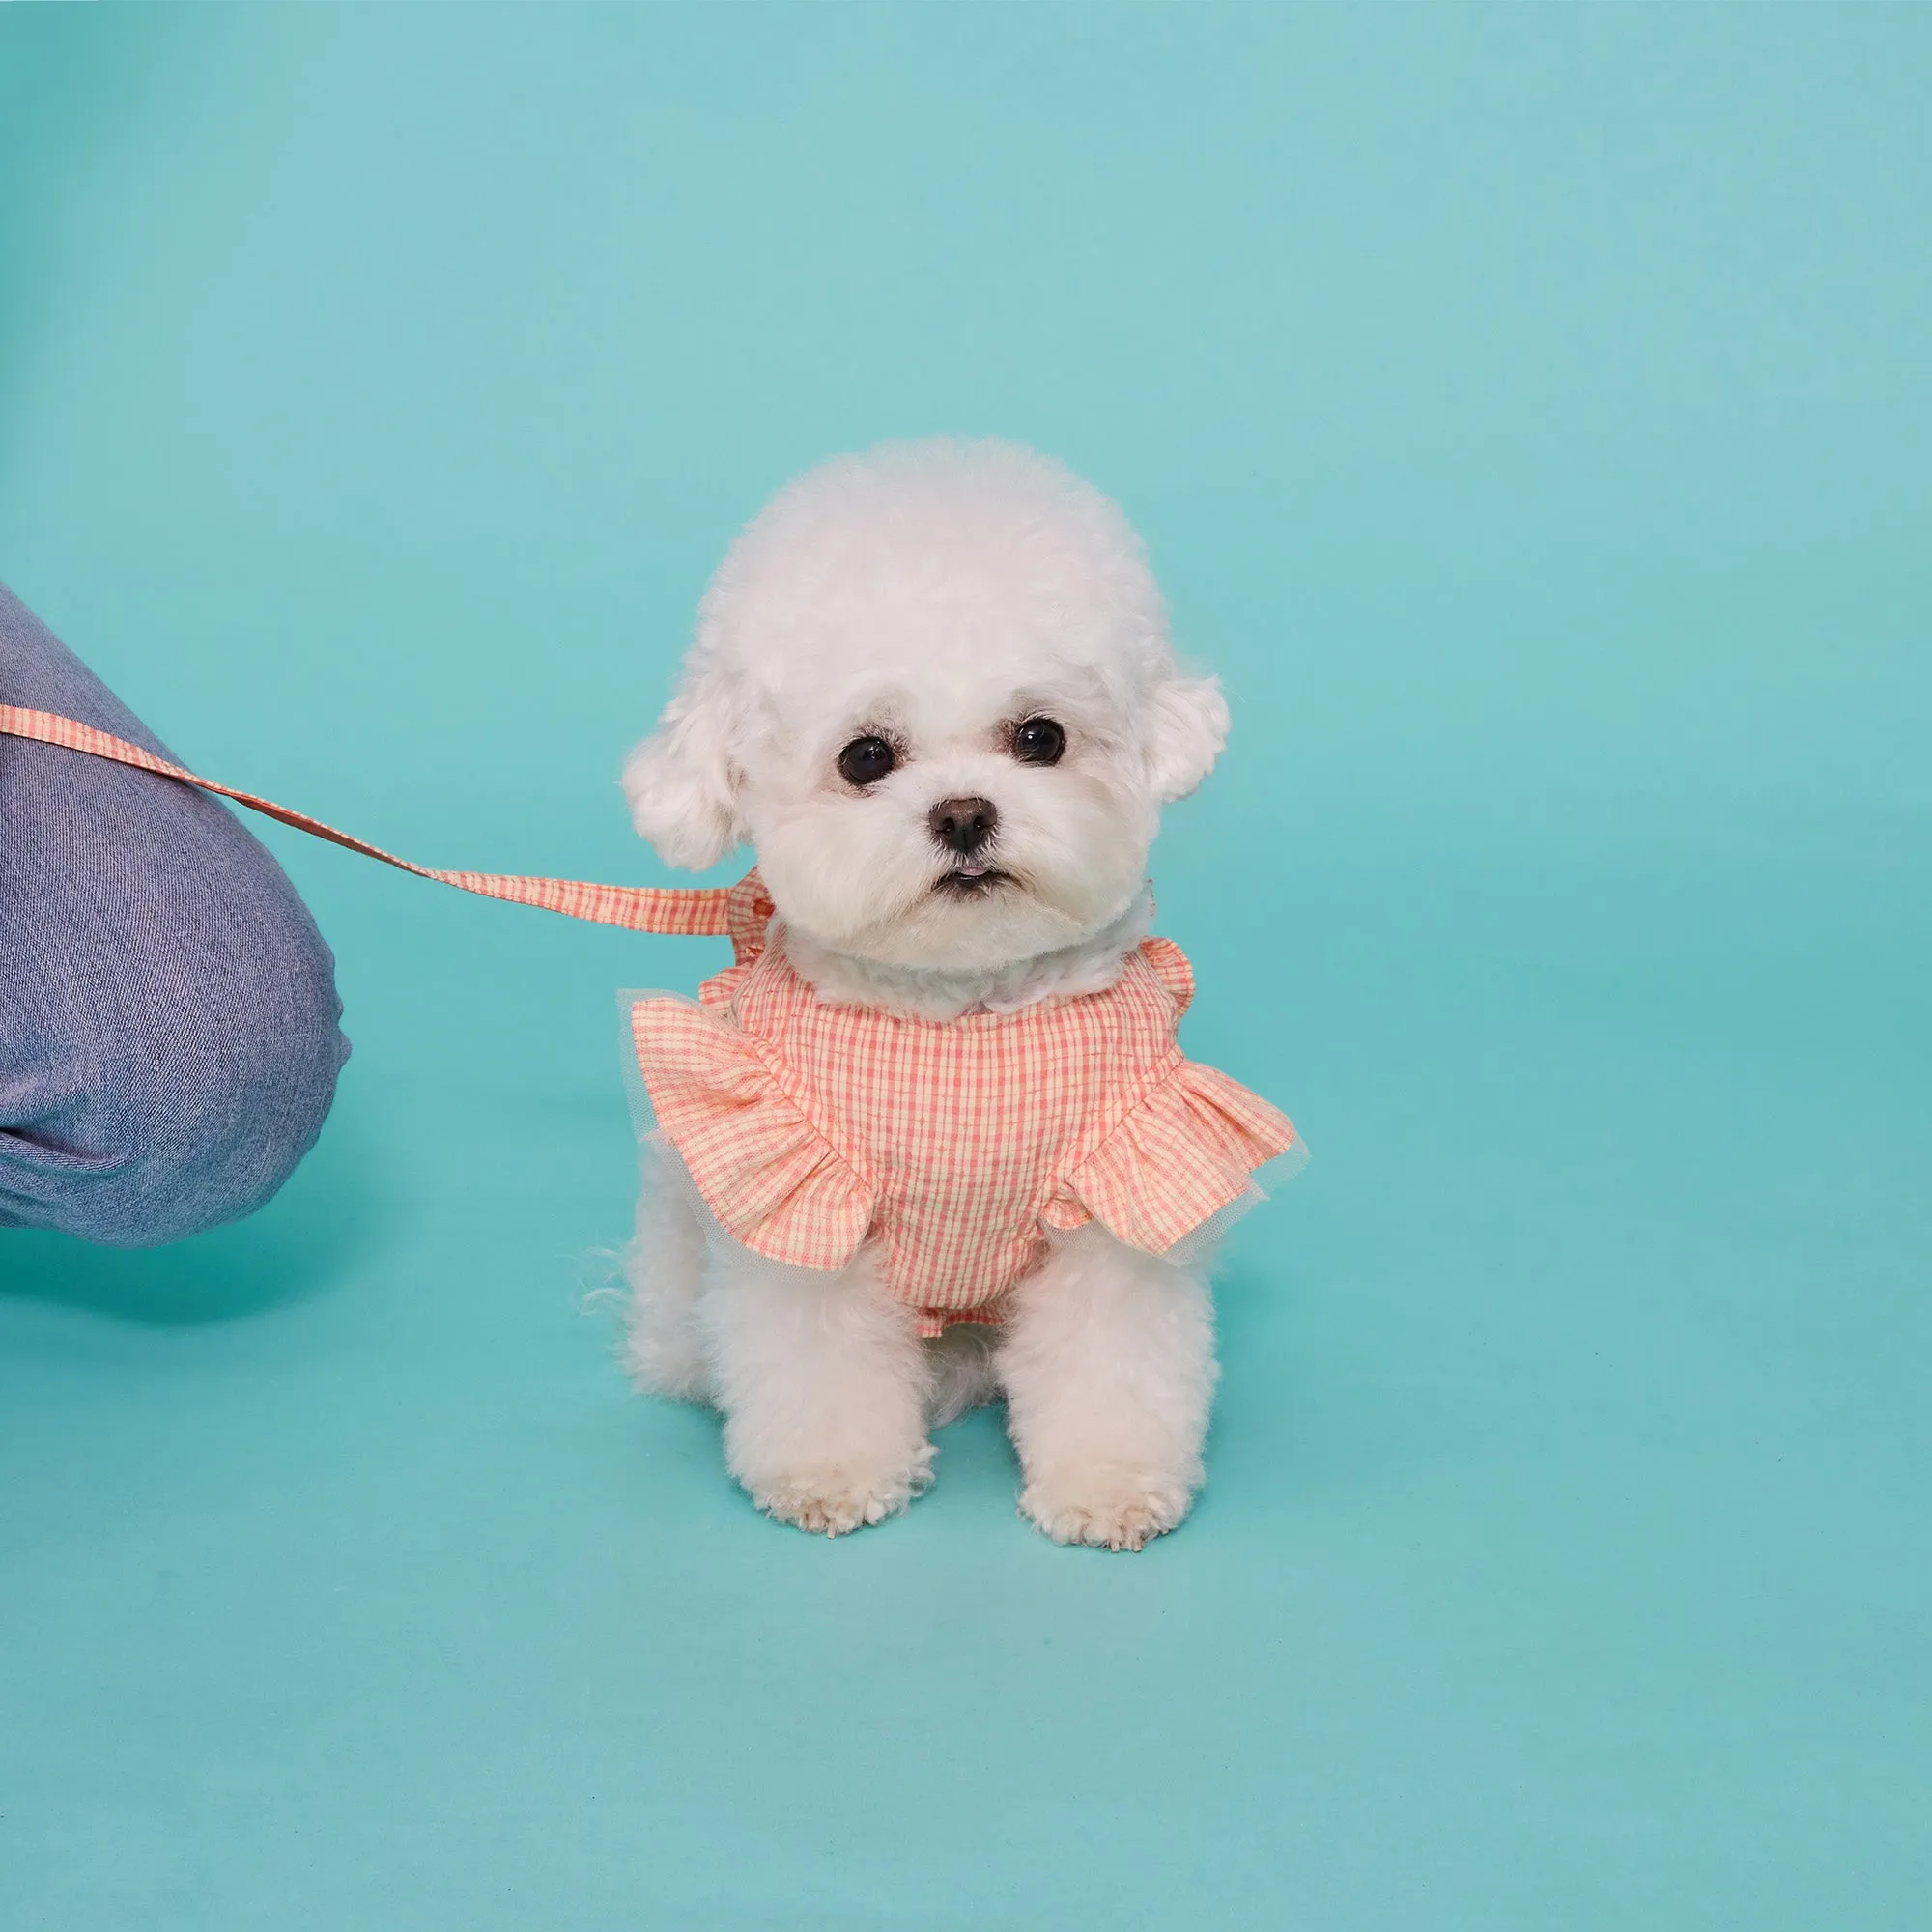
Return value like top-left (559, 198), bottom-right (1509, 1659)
top-left (1, 910), bottom-right (351, 1247)
top-left (1, 582), bottom-right (352, 1246)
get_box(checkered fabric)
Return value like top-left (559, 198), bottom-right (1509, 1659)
top-left (631, 912), bottom-right (1298, 1336)
top-left (0, 706), bottom-right (734, 936)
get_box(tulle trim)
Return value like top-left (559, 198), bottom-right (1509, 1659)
top-left (1163, 1137), bottom-right (1310, 1267)
top-left (1041, 1059), bottom-right (1303, 1256)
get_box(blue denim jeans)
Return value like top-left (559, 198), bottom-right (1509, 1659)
top-left (1, 583), bottom-right (349, 1244)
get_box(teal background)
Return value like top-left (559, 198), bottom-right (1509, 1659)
top-left (3, 7), bottom-right (1928, 1927)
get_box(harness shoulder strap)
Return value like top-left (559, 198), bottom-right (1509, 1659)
top-left (0, 705), bottom-right (735, 937)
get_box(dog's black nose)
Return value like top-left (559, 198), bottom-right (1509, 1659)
top-left (928, 795), bottom-right (998, 856)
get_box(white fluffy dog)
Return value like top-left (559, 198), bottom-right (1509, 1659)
top-left (619, 438), bottom-right (1248, 1550)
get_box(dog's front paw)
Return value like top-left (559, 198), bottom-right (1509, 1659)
top-left (752, 1442), bottom-right (936, 1538)
top-left (1020, 1468), bottom-right (1193, 1552)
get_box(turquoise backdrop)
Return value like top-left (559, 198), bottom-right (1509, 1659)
top-left (2, 7), bottom-right (1927, 1927)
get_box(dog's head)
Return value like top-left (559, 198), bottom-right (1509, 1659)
top-left (623, 439), bottom-right (1227, 972)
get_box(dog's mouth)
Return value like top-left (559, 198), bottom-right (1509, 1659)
top-left (933, 863), bottom-right (1014, 897)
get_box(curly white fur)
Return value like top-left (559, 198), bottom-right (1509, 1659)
top-left (621, 438), bottom-right (1233, 1547)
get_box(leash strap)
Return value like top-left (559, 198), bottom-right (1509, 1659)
top-left (0, 705), bottom-right (733, 936)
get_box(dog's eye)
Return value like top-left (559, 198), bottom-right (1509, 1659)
top-left (837, 735), bottom-right (897, 787)
top-left (1011, 717), bottom-right (1066, 766)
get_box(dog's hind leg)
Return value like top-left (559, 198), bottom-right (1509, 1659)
top-left (925, 1321), bottom-right (1003, 1429)
top-left (621, 1148), bottom-right (715, 1405)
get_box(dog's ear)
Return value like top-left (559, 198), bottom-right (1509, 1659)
top-left (621, 666), bottom-right (743, 869)
top-left (1143, 672), bottom-right (1230, 803)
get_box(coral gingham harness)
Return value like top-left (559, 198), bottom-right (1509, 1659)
top-left (626, 882), bottom-right (1297, 1334)
top-left (3, 706), bottom-right (1300, 1326)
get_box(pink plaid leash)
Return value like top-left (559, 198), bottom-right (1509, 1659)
top-left (0, 706), bottom-right (733, 937)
